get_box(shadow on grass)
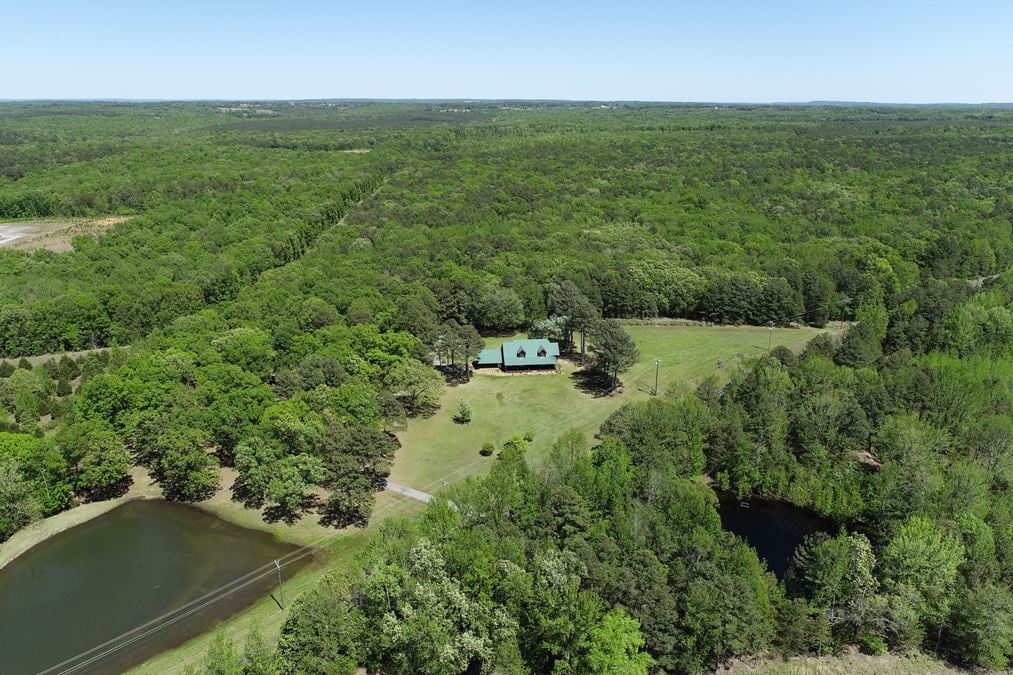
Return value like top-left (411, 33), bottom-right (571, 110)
top-left (436, 365), bottom-right (472, 387)
top-left (570, 368), bottom-right (615, 398)
top-left (317, 504), bottom-right (369, 529)
top-left (230, 476), bottom-right (265, 509)
top-left (84, 474), bottom-right (134, 502)
top-left (263, 494), bottom-right (324, 525)
top-left (263, 504), bottom-right (306, 525)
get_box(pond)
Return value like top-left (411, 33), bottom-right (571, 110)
top-left (716, 492), bottom-right (834, 577)
top-left (0, 499), bottom-right (310, 675)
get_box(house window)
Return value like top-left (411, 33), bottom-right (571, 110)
top-left (516, 348), bottom-right (526, 359)
top-left (537, 347), bottom-right (547, 358)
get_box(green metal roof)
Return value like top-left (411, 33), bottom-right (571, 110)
top-left (501, 339), bottom-right (559, 367)
top-left (477, 347), bottom-right (502, 365)
top-left (474, 339), bottom-right (560, 367)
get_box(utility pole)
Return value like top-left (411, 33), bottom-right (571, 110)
top-left (274, 559), bottom-right (285, 609)
top-left (653, 358), bottom-right (661, 396)
top-left (767, 322), bottom-right (774, 352)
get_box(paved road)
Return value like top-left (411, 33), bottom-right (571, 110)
top-left (385, 481), bottom-right (436, 503)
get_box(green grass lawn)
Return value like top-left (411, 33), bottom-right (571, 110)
top-left (133, 323), bottom-right (833, 673)
top-left (390, 324), bottom-right (832, 490)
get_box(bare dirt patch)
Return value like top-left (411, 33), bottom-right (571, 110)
top-left (341, 148), bottom-right (372, 153)
top-left (0, 216), bottom-right (132, 252)
top-left (719, 647), bottom-right (962, 674)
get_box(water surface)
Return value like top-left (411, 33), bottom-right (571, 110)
top-left (0, 499), bottom-right (307, 675)
top-left (716, 492), bottom-right (834, 577)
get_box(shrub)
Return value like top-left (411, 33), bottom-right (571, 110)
top-left (17, 358), bottom-right (32, 370)
top-left (58, 355), bottom-right (80, 380)
top-left (56, 378), bottom-right (72, 397)
top-left (41, 359), bottom-right (59, 379)
top-left (523, 430), bottom-right (535, 442)
top-left (0, 362), bottom-right (13, 378)
top-left (453, 399), bottom-right (472, 424)
top-left (858, 631), bottom-right (887, 656)
top-left (480, 442), bottom-right (495, 457)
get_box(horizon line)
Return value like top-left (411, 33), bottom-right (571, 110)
top-left (2, 98), bottom-right (1013, 108)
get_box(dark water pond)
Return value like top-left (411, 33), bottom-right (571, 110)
top-left (0, 499), bottom-right (308, 675)
top-left (716, 492), bottom-right (834, 577)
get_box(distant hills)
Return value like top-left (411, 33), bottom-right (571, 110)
top-left (1, 98), bottom-right (1013, 108)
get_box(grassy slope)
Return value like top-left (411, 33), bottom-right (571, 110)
top-left (391, 324), bottom-right (830, 489)
top-left (132, 324), bottom-right (833, 672)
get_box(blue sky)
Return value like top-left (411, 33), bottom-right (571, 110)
top-left (2, 0), bottom-right (1011, 102)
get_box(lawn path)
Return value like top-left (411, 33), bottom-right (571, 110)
top-left (384, 481), bottom-right (436, 503)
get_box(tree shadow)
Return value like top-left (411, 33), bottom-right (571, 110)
top-left (561, 347), bottom-right (591, 367)
top-left (263, 494), bottom-right (320, 525)
top-left (230, 476), bottom-right (265, 509)
top-left (317, 485), bottom-right (380, 529)
top-left (437, 365), bottom-right (472, 387)
top-left (84, 474), bottom-right (134, 502)
top-left (318, 505), bottom-right (370, 529)
top-left (411, 405), bottom-right (440, 419)
top-left (262, 504), bottom-right (305, 525)
top-left (570, 367), bottom-right (614, 398)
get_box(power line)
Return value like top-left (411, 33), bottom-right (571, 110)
top-left (48, 550), bottom-right (319, 675)
top-left (36, 452), bottom-right (494, 675)
top-left (39, 308), bottom-right (843, 674)
top-left (764, 297), bottom-right (853, 352)
top-left (41, 457), bottom-right (488, 675)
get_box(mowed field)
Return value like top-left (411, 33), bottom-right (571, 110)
top-left (133, 324), bottom-right (833, 672)
top-left (390, 324), bottom-right (834, 490)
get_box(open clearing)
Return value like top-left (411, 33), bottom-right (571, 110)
top-left (0, 345), bottom-right (128, 368)
top-left (390, 324), bottom-right (834, 490)
top-left (130, 324), bottom-right (835, 672)
top-left (719, 647), bottom-right (961, 674)
top-left (0, 216), bottom-right (131, 252)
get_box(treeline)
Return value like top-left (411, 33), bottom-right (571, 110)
top-left (328, 107), bottom-right (1010, 336)
top-left (189, 434), bottom-right (775, 674)
top-left (667, 277), bottom-right (1011, 668)
top-left (0, 317), bottom-right (447, 542)
top-left (0, 350), bottom-right (118, 539)
top-left (0, 161), bottom-right (391, 357)
top-left (4, 103), bottom-right (1012, 361)
top-left (700, 271), bottom-right (1013, 519)
top-left (182, 278), bottom-right (1013, 673)
top-left (0, 153), bottom-right (445, 544)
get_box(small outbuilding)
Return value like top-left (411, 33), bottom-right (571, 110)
top-left (475, 339), bottom-right (560, 371)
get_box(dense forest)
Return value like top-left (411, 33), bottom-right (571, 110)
top-left (1, 102), bottom-right (1011, 672)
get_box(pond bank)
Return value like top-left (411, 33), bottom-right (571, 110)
top-left (0, 466), bottom-right (161, 572)
top-left (1, 499), bottom-right (308, 675)
top-left (0, 465), bottom-right (336, 573)
top-left (0, 462), bottom-right (404, 674)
